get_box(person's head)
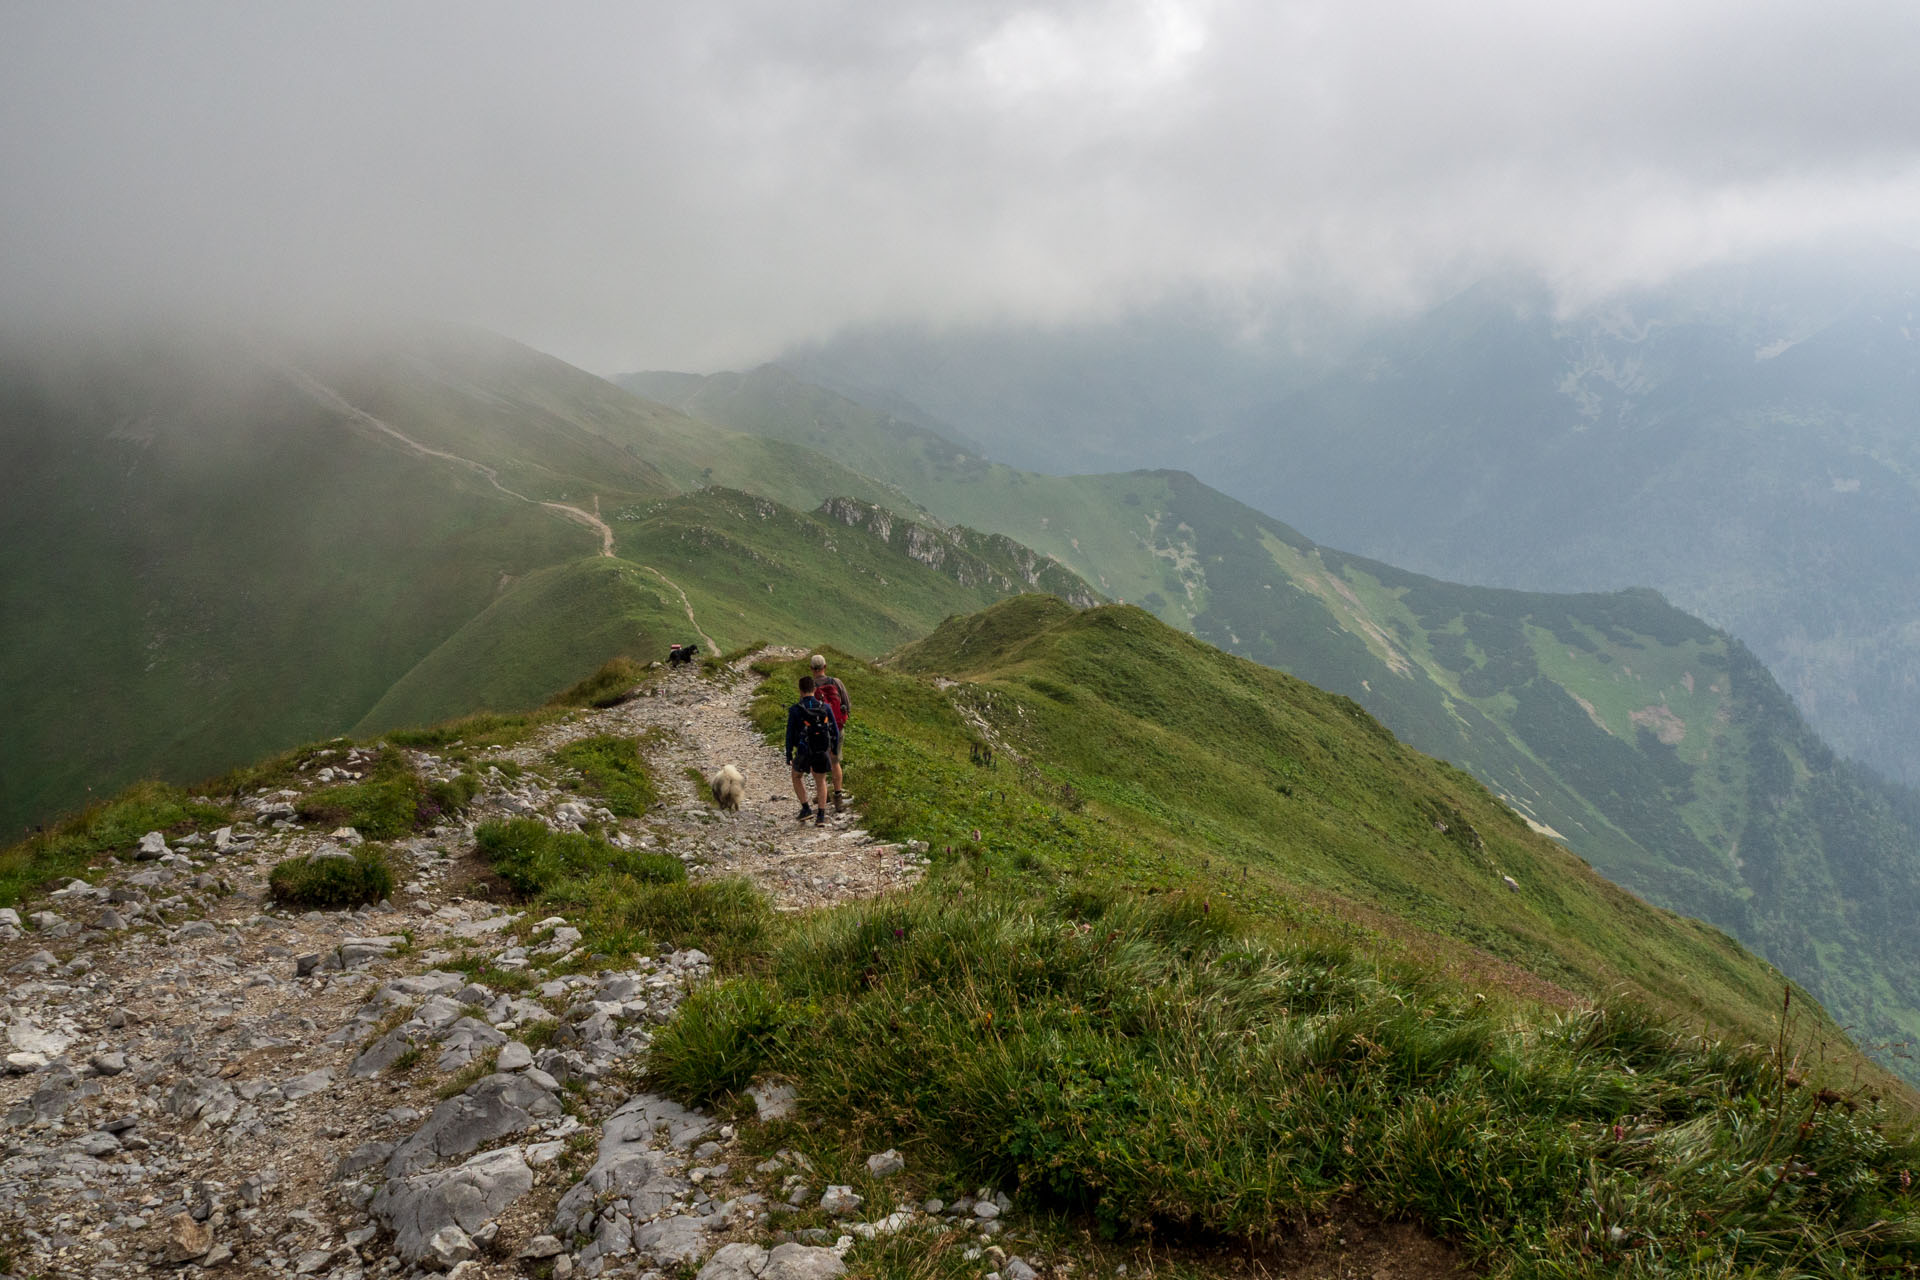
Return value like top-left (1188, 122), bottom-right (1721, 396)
top-left (810, 654), bottom-right (827, 675)
top-left (798, 675), bottom-right (815, 695)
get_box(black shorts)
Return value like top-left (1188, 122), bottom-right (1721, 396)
top-left (791, 751), bottom-right (831, 776)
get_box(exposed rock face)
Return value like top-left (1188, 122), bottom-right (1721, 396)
top-left (817, 496), bottom-right (1102, 607)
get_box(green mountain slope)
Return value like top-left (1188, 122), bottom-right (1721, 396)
top-left (784, 251), bottom-right (1920, 795)
top-left (0, 334), bottom-right (598, 834)
top-left (720, 606), bottom-right (1919, 1278)
top-left (294, 325), bottom-right (917, 515)
top-left (1, 329), bottom-right (1084, 837)
top-left (354, 492), bottom-right (1104, 739)
top-left (633, 364), bottom-right (1920, 1077)
top-left (351, 557), bottom-right (692, 736)
top-left (884, 599), bottom-right (1816, 1056)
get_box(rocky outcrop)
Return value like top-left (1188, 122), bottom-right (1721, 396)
top-left (817, 497), bottom-right (1101, 608)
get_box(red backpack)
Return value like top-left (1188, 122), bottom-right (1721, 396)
top-left (817, 678), bottom-right (848, 727)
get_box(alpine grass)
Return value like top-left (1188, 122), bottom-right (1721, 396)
top-left (549, 734), bottom-right (658, 816)
top-left (0, 781), bottom-right (229, 908)
top-left (267, 844), bottom-right (396, 909)
top-left (650, 886), bottom-right (1920, 1277)
top-left (548, 657), bottom-right (651, 709)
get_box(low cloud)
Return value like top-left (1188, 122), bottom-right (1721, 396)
top-left (4, 1), bottom-right (1918, 370)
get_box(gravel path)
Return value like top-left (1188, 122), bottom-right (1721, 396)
top-left (505, 653), bottom-right (925, 912)
top-left (0, 656), bottom-right (938, 1279)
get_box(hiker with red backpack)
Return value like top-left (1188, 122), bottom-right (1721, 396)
top-left (786, 673), bottom-right (841, 825)
top-left (809, 653), bottom-right (851, 806)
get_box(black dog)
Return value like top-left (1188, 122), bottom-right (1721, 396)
top-left (667, 642), bottom-right (699, 667)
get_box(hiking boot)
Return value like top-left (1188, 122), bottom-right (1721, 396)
top-left (814, 808), bottom-right (827, 826)
top-left (797, 803), bottom-right (812, 822)
top-left (831, 790), bottom-right (846, 812)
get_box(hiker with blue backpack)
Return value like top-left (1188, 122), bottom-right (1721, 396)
top-left (786, 673), bottom-right (841, 825)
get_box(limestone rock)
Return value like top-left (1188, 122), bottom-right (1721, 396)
top-left (387, 1073), bottom-right (560, 1176)
top-left (748, 1081), bottom-right (797, 1121)
top-left (697, 1242), bottom-right (847, 1280)
top-left (517, 1235), bottom-right (564, 1259)
top-left (865, 1148), bottom-right (905, 1178)
top-left (371, 1146), bottom-right (534, 1263)
top-left (338, 1140), bottom-right (396, 1178)
top-left (280, 1066), bottom-right (335, 1101)
top-left (634, 1214), bottom-right (708, 1266)
top-left (426, 1224), bottom-right (477, 1268)
top-left (350, 1025), bottom-right (422, 1077)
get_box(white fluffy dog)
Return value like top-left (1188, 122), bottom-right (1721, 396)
top-left (709, 764), bottom-right (745, 812)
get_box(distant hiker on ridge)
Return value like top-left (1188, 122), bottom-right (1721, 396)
top-left (786, 674), bottom-right (840, 826)
top-left (809, 653), bottom-right (852, 808)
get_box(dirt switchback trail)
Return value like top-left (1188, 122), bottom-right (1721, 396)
top-left (281, 364), bottom-right (615, 559)
top-left (639, 566), bottom-right (719, 655)
top-left (539, 500), bottom-right (614, 556)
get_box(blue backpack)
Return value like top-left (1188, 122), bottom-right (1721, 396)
top-left (798, 698), bottom-right (835, 755)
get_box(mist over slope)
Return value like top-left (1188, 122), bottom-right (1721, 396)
top-left (784, 246), bottom-right (1920, 790)
top-left (0, 326), bottom-right (1093, 837)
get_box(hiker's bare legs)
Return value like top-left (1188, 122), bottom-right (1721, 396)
top-left (791, 770), bottom-right (809, 805)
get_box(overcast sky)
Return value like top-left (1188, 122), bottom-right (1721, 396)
top-left (4, 0), bottom-right (1919, 371)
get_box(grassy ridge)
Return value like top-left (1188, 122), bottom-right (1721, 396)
top-left (333, 327), bottom-right (917, 515)
top-left (0, 328), bottom-right (929, 838)
top-left (611, 488), bottom-right (1098, 657)
top-left (621, 367), bottom-right (1194, 614)
top-left (879, 600), bottom-right (1808, 1049)
top-left (643, 616), bottom-right (1920, 1276)
top-left (7, 589), bottom-right (1918, 1272)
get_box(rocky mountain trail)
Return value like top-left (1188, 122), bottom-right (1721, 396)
top-left (0, 657), bottom-right (982, 1280)
top-left (495, 655), bottom-right (927, 912)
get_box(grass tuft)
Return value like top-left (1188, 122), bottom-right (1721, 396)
top-left (647, 978), bottom-right (790, 1105)
top-left (295, 749), bottom-right (433, 839)
top-left (550, 735), bottom-right (657, 816)
top-left (268, 845), bottom-right (396, 909)
top-left (474, 818), bottom-right (683, 897)
top-left (422, 772), bottom-right (481, 822)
